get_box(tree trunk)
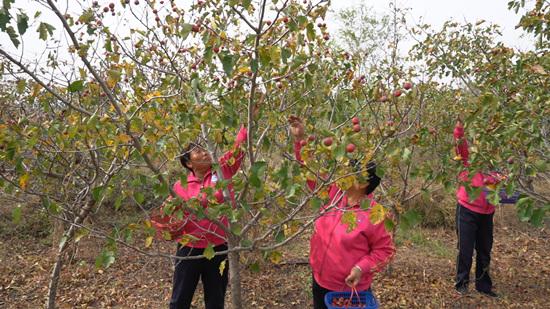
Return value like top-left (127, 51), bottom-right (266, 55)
top-left (46, 199), bottom-right (95, 309)
top-left (227, 237), bottom-right (243, 309)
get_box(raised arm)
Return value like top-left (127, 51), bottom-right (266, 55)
top-left (219, 125), bottom-right (248, 178)
top-left (454, 120), bottom-right (470, 167)
top-left (288, 115), bottom-right (317, 191)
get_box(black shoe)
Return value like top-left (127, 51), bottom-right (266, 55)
top-left (455, 285), bottom-right (468, 295)
top-left (477, 290), bottom-right (499, 298)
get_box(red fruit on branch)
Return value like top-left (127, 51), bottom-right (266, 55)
top-left (308, 135), bottom-right (315, 142)
top-left (192, 24), bottom-right (200, 32)
top-left (283, 16), bottom-right (289, 23)
top-left (323, 137), bottom-right (333, 147)
top-left (109, 3), bottom-right (115, 9)
top-left (300, 140), bottom-right (307, 147)
top-left (352, 117), bottom-right (360, 125)
top-left (213, 46), bottom-right (220, 53)
top-left (403, 82), bottom-right (413, 90)
top-left (346, 143), bottom-right (356, 153)
top-left (353, 124), bottom-right (361, 132)
top-left (393, 89), bottom-right (402, 97)
top-left (379, 95), bottom-right (388, 102)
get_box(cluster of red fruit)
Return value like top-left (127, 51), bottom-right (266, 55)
top-left (331, 297), bottom-right (366, 308)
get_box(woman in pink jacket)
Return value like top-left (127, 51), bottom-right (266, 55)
top-left (289, 116), bottom-right (395, 309)
top-left (454, 119), bottom-right (501, 297)
top-left (155, 126), bottom-right (247, 309)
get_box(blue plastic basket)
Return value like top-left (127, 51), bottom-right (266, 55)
top-left (325, 291), bottom-right (378, 309)
top-left (483, 188), bottom-right (520, 204)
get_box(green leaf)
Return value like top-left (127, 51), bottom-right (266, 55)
top-left (67, 80), bottom-right (84, 92)
top-left (530, 208), bottom-right (545, 227)
top-left (95, 249), bottom-right (116, 269)
top-left (11, 204), bottom-right (22, 224)
top-left (180, 23), bottom-right (193, 40)
top-left (341, 210), bottom-right (357, 232)
top-left (0, 10), bottom-right (10, 31)
top-left (399, 209), bottom-right (422, 231)
top-left (134, 191), bottom-right (145, 204)
top-left (306, 23), bottom-right (315, 41)
top-left (6, 25), bottom-right (19, 47)
top-left (220, 53), bottom-right (236, 76)
top-left (16, 79), bottom-right (26, 94)
top-left (384, 217), bottom-right (395, 231)
top-left (249, 161), bottom-right (267, 189)
top-left (3, 0), bottom-right (15, 10)
top-left (92, 186), bottom-right (105, 201)
top-left (249, 261), bottom-right (260, 273)
top-left (37, 22), bottom-right (55, 41)
top-left (203, 244), bottom-right (215, 260)
top-left (16, 12), bottom-right (28, 35)
top-left (310, 197), bottom-right (323, 211)
top-left (402, 148), bottom-right (412, 161)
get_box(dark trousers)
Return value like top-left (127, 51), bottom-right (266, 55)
top-left (312, 276), bottom-right (372, 309)
top-left (455, 203), bottom-right (494, 292)
top-left (169, 244), bottom-right (229, 309)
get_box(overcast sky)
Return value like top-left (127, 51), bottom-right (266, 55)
top-left (331, 0), bottom-right (532, 50)
top-left (1, 0), bottom-right (534, 64)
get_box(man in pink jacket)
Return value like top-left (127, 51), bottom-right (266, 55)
top-left (454, 119), bottom-right (500, 298)
top-left (159, 126), bottom-right (247, 309)
top-left (289, 116), bottom-right (395, 309)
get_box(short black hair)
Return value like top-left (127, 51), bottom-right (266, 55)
top-left (350, 159), bottom-right (381, 195)
top-left (179, 142), bottom-right (201, 173)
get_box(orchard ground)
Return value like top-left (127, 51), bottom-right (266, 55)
top-left (1, 202), bottom-right (548, 309)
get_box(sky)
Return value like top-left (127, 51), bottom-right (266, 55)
top-left (0, 0), bottom-right (534, 65)
top-left (330, 0), bottom-right (532, 51)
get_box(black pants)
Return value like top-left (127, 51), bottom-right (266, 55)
top-left (455, 203), bottom-right (494, 292)
top-left (169, 244), bottom-right (229, 309)
top-left (312, 276), bottom-right (372, 309)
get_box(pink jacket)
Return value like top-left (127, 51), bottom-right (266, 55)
top-left (172, 126), bottom-right (247, 248)
top-left (454, 124), bottom-right (498, 214)
top-left (294, 141), bottom-right (395, 291)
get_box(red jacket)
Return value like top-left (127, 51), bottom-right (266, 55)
top-left (294, 141), bottom-right (395, 291)
top-left (454, 124), bottom-right (498, 214)
top-left (171, 126), bottom-right (247, 248)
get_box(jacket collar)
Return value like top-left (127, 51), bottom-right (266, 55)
top-left (187, 168), bottom-right (213, 183)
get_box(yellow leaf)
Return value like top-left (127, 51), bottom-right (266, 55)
top-left (237, 66), bottom-right (251, 74)
top-left (219, 260), bottom-right (226, 276)
top-left (486, 184), bottom-right (497, 191)
top-left (145, 236), bottom-right (153, 248)
top-left (118, 134), bottom-right (132, 144)
top-left (269, 251), bottom-right (283, 264)
top-left (19, 173), bottom-right (29, 190)
top-left (144, 220), bottom-right (152, 228)
top-left (369, 203), bottom-right (386, 225)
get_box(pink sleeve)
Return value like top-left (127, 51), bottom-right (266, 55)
top-left (220, 126), bottom-right (247, 178)
top-left (355, 221), bottom-right (395, 273)
top-left (453, 123), bottom-right (469, 167)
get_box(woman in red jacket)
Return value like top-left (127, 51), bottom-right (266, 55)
top-left (289, 116), bottom-right (395, 309)
top-left (454, 119), bottom-right (500, 297)
top-left (155, 126), bottom-right (247, 309)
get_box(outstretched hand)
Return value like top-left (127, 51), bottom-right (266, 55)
top-left (288, 115), bottom-right (305, 140)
